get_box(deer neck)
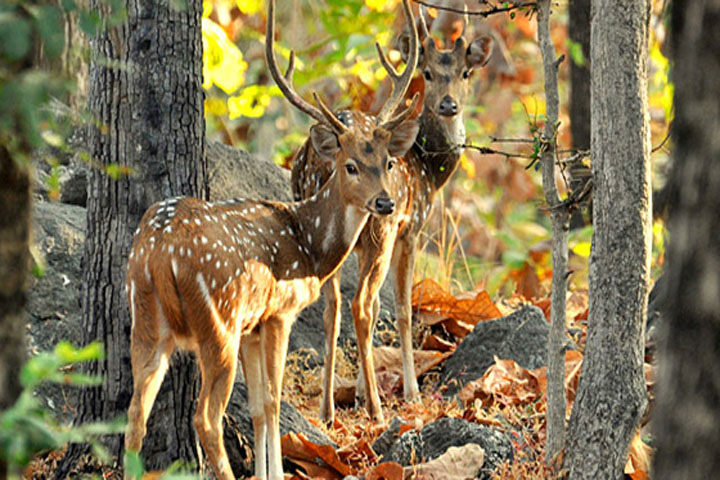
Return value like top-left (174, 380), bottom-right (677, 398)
top-left (293, 171), bottom-right (370, 281)
top-left (414, 109), bottom-right (465, 190)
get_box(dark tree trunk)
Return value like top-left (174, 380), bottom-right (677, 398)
top-left (568, 0), bottom-right (591, 229)
top-left (564, 0), bottom-right (651, 478)
top-left (653, 1), bottom-right (720, 478)
top-left (55, 0), bottom-right (207, 475)
top-left (0, 147), bottom-right (31, 479)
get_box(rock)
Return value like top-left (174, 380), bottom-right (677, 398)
top-left (224, 381), bottom-right (333, 477)
top-left (441, 306), bottom-right (548, 396)
top-left (381, 417), bottom-right (512, 479)
top-left (27, 200), bottom-right (86, 420)
top-left (372, 416), bottom-right (412, 459)
top-left (59, 161), bottom-right (89, 206)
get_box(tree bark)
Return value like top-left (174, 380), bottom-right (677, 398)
top-left (564, 0), bottom-right (651, 478)
top-left (0, 147), bottom-right (31, 479)
top-left (568, 0), bottom-right (592, 229)
top-left (653, 1), bottom-right (720, 478)
top-left (56, 0), bottom-right (207, 474)
top-left (536, 0), bottom-right (568, 464)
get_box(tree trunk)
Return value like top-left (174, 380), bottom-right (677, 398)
top-left (568, 0), bottom-right (592, 229)
top-left (56, 0), bottom-right (207, 474)
top-left (536, 0), bottom-right (568, 464)
top-left (564, 0), bottom-right (651, 478)
top-left (653, 1), bottom-right (720, 478)
top-left (0, 147), bottom-right (31, 479)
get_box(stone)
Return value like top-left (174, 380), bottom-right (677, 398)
top-left (440, 305), bottom-right (549, 396)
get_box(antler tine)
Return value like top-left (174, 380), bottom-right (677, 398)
top-left (382, 92), bottom-right (419, 131)
top-left (418, 4), bottom-right (430, 40)
top-left (376, 0), bottom-right (418, 124)
top-left (312, 93), bottom-right (348, 133)
top-left (375, 42), bottom-right (400, 82)
top-left (266, 0), bottom-right (326, 125)
top-left (462, 3), bottom-right (470, 37)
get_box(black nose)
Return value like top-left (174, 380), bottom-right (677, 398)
top-left (438, 95), bottom-right (458, 116)
top-left (375, 197), bottom-right (395, 215)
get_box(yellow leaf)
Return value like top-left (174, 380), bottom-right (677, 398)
top-left (350, 58), bottom-right (376, 86)
top-left (228, 85), bottom-right (278, 119)
top-left (365, 0), bottom-right (399, 12)
top-left (236, 0), bottom-right (263, 15)
top-left (202, 18), bottom-right (247, 94)
top-left (572, 241), bottom-right (591, 258)
top-left (202, 0), bottom-right (212, 18)
top-left (459, 153), bottom-right (475, 179)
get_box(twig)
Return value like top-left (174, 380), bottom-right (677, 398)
top-left (651, 126), bottom-right (672, 153)
top-left (489, 136), bottom-right (535, 144)
top-left (462, 143), bottom-right (533, 160)
top-left (411, 0), bottom-right (536, 18)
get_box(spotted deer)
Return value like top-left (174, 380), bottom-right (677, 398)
top-left (123, 1), bottom-right (418, 478)
top-left (291, 8), bottom-right (493, 424)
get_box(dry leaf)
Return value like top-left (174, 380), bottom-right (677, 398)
top-left (421, 333), bottom-right (455, 352)
top-left (411, 279), bottom-right (501, 329)
top-left (624, 430), bottom-right (653, 480)
top-left (281, 432), bottom-right (354, 478)
top-left (459, 356), bottom-right (545, 407)
top-left (366, 462), bottom-right (404, 480)
top-left (403, 444), bottom-right (485, 480)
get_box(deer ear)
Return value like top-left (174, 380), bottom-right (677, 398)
top-left (397, 29), bottom-right (424, 65)
top-left (310, 124), bottom-right (341, 160)
top-left (388, 120), bottom-right (419, 157)
top-left (466, 35), bottom-right (493, 68)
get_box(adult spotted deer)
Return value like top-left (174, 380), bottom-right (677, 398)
top-left (292, 8), bottom-right (493, 424)
top-left (123, 1), bottom-right (418, 478)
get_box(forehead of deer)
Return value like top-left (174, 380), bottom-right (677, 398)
top-left (338, 126), bottom-right (389, 155)
top-left (424, 42), bottom-right (465, 70)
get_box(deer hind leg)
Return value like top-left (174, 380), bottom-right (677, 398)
top-left (391, 237), bottom-right (420, 401)
top-left (320, 274), bottom-right (342, 424)
top-left (125, 293), bottom-right (174, 458)
top-left (352, 235), bottom-right (396, 423)
top-left (193, 332), bottom-right (239, 480)
top-left (241, 330), bottom-right (267, 480)
top-left (260, 315), bottom-right (292, 480)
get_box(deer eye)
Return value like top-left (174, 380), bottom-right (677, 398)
top-left (462, 69), bottom-right (472, 79)
top-left (345, 163), bottom-right (358, 175)
top-left (387, 158), bottom-right (395, 171)
top-left (423, 70), bottom-right (433, 81)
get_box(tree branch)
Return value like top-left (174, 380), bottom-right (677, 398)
top-left (411, 0), bottom-right (536, 18)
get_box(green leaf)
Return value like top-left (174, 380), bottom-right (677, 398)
top-left (0, 13), bottom-right (32, 60)
top-left (32, 6), bottom-right (65, 58)
top-left (501, 250), bottom-right (527, 269)
top-left (54, 341), bottom-right (105, 364)
top-left (79, 9), bottom-right (101, 36)
top-left (124, 451), bottom-right (146, 480)
top-left (566, 39), bottom-right (586, 67)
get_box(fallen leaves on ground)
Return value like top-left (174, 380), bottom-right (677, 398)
top-left (459, 356), bottom-right (546, 407)
top-left (411, 279), bottom-right (502, 340)
top-left (403, 444), bottom-right (485, 480)
top-left (624, 430), bottom-right (653, 480)
top-left (281, 432), bottom-right (355, 479)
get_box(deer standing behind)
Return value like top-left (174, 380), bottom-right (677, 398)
top-left (291, 8), bottom-right (493, 424)
top-left (123, 1), bottom-right (419, 478)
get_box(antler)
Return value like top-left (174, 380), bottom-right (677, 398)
top-left (266, 0), bottom-right (347, 133)
top-left (374, 0), bottom-right (419, 125)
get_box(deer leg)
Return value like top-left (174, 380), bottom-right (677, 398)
top-left (392, 238), bottom-right (420, 401)
top-left (125, 295), bottom-right (174, 459)
top-left (241, 331), bottom-right (267, 480)
top-left (354, 294), bottom-right (379, 404)
top-left (353, 237), bottom-right (395, 423)
top-left (193, 334), bottom-right (239, 480)
top-left (320, 274), bottom-right (342, 425)
top-left (260, 315), bottom-right (292, 480)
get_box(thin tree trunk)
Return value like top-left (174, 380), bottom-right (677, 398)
top-left (536, 0), bottom-right (568, 464)
top-left (55, 0), bottom-right (207, 475)
top-left (564, 0), bottom-right (651, 478)
top-left (0, 147), bottom-right (31, 479)
top-left (568, 0), bottom-right (591, 229)
top-left (653, 1), bottom-right (720, 478)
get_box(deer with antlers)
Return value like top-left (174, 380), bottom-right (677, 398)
top-left (123, 1), bottom-right (418, 479)
top-left (291, 7), bottom-right (493, 424)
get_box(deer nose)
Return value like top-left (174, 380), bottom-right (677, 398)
top-left (438, 95), bottom-right (458, 116)
top-left (374, 197), bottom-right (395, 215)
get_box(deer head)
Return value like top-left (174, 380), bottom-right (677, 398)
top-left (266, 0), bottom-right (420, 217)
top-left (395, 8), bottom-right (493, 144)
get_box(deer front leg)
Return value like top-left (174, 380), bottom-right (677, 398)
top-left (353, 235), bottom-right (396, 423)
top-left (260, 315), bottom-right (292, 480)
top-left (392, 237), bottom-right (420, 401)
top-left (241, 331), bottom-right (267, 480)
top-left (320, 274), bottom-right (342, 425)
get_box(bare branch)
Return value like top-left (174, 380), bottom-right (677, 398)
top-left (411, 0), bottom-right (536, 18)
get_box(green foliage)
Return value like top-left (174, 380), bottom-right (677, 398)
top-left (0, 342), bottom-right (125, 479)
top-left (124, 450), bottom-right (203, 480)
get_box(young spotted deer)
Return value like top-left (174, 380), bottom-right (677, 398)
top-left (123, 1), bottom-right (418, 478)
top-left (292, 9), bottom-right (493, 424)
